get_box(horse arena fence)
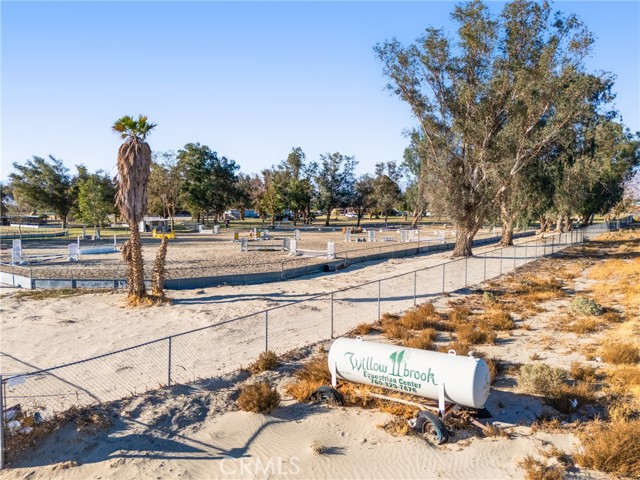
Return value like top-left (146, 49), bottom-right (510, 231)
top-left (0, 218), bottom-right (632, 468)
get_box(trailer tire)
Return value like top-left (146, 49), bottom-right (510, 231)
top-left (414, 411), bottom-right (448, 445)
top-left (308, 386), bottom-right (345, 406)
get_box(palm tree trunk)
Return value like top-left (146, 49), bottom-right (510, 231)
top-left (128, 222), bottom-right (147, 301)
top-left (152, 236), bottom-right (168, 297)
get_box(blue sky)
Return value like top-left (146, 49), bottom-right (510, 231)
top-left (2, 1), bottom-right (639, 181)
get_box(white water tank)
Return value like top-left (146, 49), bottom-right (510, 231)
top-left (328, 338), bottom-right (490, 409)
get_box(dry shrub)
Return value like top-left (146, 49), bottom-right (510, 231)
top-left (75, 408), bottom-right (112, 432)
top-left (605, 365), bottom-right (640, 397)
top-left (380, 312), bottom-right (400, 322)
top-left (310, 441), bottom-right (327, 455)
top-left (378, 417), bottom-right (411, 437)
top-left (482, 309), bottom-right (516, 331)
top-left (352, 323), bottom-right (374, 336)
top-left (416, 302), bottom-right (436, 316)
top-left (449, 306), bottom-right (470, 324)
top-left (455, 324), bottom-right (496, 345)
top-left (530, 353), bottom-right (542, 361)
top-left (574, 419), bottom-right (640, 477)
top-left (514, 276), bottom-right (565, 301)
top-left (249, 350), bottom-right (279, 374)
top-left (482, 291), bottom-right (497, 304)
top-left (403, 329), bottom-right (437, 350)
top-left (483, 422), bottom-right (509, 437)
top-left (569, 362), bottom-right (598, 383)
top-left (546, 382), bottom-right (596, 414)
top-left (438, 341), bottom-right (472, 356)
top-left (400, 309), bottom-right (431, 330)
top-left (518, 455), bottom-right (565, 480)
top-left (602, 311), bottom-right (623, 323)
top-left (563, 316), bottom-right (603, 334)
top-left (517, 364), bottom-right (567, 396)
top-left (381, 320), bottom-right (410, 340)
top-left (285, 355), bottom-right (331, 401)
top-left (599, 340), bottom-right (640, 365)
top-left (237, 382), bottom-right (280, 413)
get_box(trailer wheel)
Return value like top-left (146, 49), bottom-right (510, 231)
top-left (308, 386), bottom-right (345, 406)
top-left (414, 411), bottom-right (448, 445)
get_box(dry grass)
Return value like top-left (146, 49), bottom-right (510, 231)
top-left (237, 382), bottom-right (281, 413)
top-left (568, 362), bottom-right (598, 383)
top-left (403, 329), bottom-right (437, 350)
top-left (574, 419), bottom-right (640, 477)
top-left (561, 316), bottom-right (603, 334)
top-left (455, 323), bottom-right (496, 345)
top-left (378, 417), bottom-right (411, 437)
top-left (483, 422), bottom-right (509, 437)
top-left (14, 288), bottom-right (119, 300)
top-left (529, 353), bottom-right (542, 361)
top-left (599, 339), bottom-right (640, 365)
top-left (248, 350), bottom-right (279, 374)
top-left (381, 320), bottom-right (410, 340)
top-left (310, 441), bottom-right (327, 455)
top-left (518, 455), bottom-right (565, 480)
top-left (352, 322), bottom-right (374, 336)
top-left (481, 309), bottom-right (516, 331)
top-left (438, 341), bottom-right (472, 356)
top-left (285, 355), bottom-right (332, 401)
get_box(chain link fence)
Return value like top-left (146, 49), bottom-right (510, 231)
top-left (1, 219), bottom-right (634, 467)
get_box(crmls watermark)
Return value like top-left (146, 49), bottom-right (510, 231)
top-left (219, 456), bottom-right (301, 476)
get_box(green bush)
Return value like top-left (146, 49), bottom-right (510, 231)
top-left (517, 363), bottom-right (567, 396)
top-left (571, 297), bottom-right (603, 316)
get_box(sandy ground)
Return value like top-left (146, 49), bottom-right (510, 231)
top-left (0, 224), bottom-right (499, 279)
top-left (2, 231), bottom-right (616, 480)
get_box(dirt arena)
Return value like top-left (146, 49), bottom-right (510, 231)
top-left (0, 224), bottom-right (502, 281)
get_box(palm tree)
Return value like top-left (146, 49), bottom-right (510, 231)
top-left (113, 115), bottom-right (156, 304)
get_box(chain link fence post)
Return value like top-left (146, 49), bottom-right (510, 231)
top-left (265, 311), bottom-right (269, 352)
top-left (0, 375), bottom-right (5, 470)
top-left (483, 252), bottom-right (487, 281)
top-left (413, 271), bottom-right (417, 306)
top-left (330, 293), bottom-right (334, 339)
top-left (442, 263), bottom-right (446, 295)
top-left (377, 281), bottom-right (381, 321)
top-left (513, 245), bottom-right (516, 271)
top-left (499, 248), bottom-right (502, 275)
top-left (464, 256), bottom-right (468, 287)
top-left (167, 337), bottom-right (172, 387)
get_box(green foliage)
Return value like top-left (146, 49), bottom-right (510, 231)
top-left (373, 161), bottom-right (403, 222)
top-left (75, 172), bottom-right (116, 227)
top-left (147, 151), bottom-right (183, 223)
top-left (315, 152), bottom-right (357, 226)
top-left (177, 143), bottom-right (239, 220)
top-left (9, 156), bottom-right (75, 227)
top-left (112, 114), bottom-right (156, 141)
top-left (374, 0), bottom-right (612, 256)
top-left (571, 297), bottom-right (604, 316)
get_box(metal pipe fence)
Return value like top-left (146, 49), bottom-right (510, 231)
top-left (0, 221), bottom-right (624, 466)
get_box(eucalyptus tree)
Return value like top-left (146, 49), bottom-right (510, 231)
top-left (112, 114), bottom-right (156, 303)
top-left (373, 161), bottom-right (403, 225)
top-left (375, 0), bottom-right (611, 256)
top-left (279, 147), bottom-right (316, 225)
top-left (10, 156), bottom-right (75, 227)
top-left (353, 175), bottom-right (375, 226)
top-left (148, 151), bottom-right (183, 229)
top-left (315, 152), bottom-right (357, 226)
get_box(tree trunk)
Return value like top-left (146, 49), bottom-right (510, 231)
top-left (411, 209), bottom-right (423, 229)
top-left (555, 214), bottom-right (564, 233)
top-left (452, 222), bottom-right (481, 257)
top-left (325, 208), bottom-right (332, 226)
top-left (564, 214), bottom-right (572, 231)
top-left (356, 214), bottom-right (362, 227)
top-left (500, 212), bottom-right (515, 246)
top-left (61, 215), bottom-right (67, 229)
top-left (152, 236), bottom-right (168, 298)
top-left (127, 222), bottom-right (147, 302)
